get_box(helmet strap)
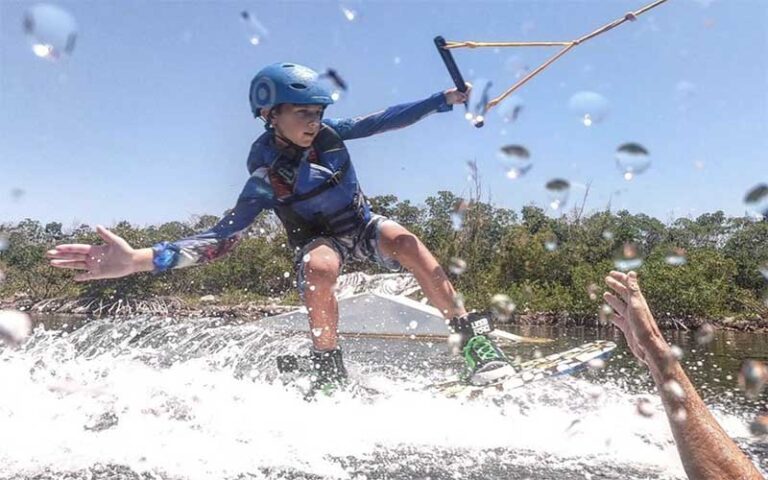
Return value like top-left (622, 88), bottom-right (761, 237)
top-left (273, 131), bottom-right (308, 161)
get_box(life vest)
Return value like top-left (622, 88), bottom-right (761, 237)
top-left (248, 125), bottom-right (370, 246)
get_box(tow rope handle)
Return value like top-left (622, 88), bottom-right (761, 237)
top-left (434, 36), bottom-right (483, 129)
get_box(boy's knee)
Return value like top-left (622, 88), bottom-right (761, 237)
top-left (304, 251), bottom-right (340, 284)
top-left (392, 233), bottom-right (421, 259)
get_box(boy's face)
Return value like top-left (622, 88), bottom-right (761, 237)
top-left (264, 103), bottom-right (324, 147)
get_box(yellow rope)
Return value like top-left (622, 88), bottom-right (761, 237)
top-left (443, 0), bottom-right (670, 115)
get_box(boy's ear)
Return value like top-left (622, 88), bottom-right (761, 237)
top-left (260, 107), bottom-right (271, 120)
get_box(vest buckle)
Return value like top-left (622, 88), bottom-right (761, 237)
top-left (329, 171), bottom-right (343, 186)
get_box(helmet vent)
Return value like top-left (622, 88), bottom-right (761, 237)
top-left (290, 83), bottom-right (307, 89)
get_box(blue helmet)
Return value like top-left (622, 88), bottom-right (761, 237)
top-left (249, 63), bottom-right (334, 118)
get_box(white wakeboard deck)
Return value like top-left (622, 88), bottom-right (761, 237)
top-left (262, 291), bottom-right (449, 339)
top-left (260, 273), bottom-right (549, 343)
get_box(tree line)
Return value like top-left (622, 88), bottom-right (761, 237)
top-left (1, 191), bottom-right (766, 326)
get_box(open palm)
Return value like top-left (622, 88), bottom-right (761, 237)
top-left (603, 271), bottom-right (666, 366)
top-left (46, 226), bottom-right (138, 282)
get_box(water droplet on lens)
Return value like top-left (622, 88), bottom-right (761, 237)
top-left (613, 242), bottom-right (643, 271)
top-left (408, 320), bottom-right (418, 330)
top-left (490, 294), bottom-right (515, 320)
top-left (239, 10), bottom-right (269, 46)
top-left (738, 360), bottom-right (768, 399)
top-left (664, 247), bottom-right (687, 266)
top-left (615, 143), bottom-right (651, 180)
top-left (636, 397), bottom-right (655, 418)
top-left (283, 271), bottom-right (290, 279)
top-left (544, 236), bottom-right (558, 252)
top-left (672, 408), bottom-right (687, 423)
top-left (545, 179), bottom-right (570, 210)
top-left (469, 78), bottom-right (493, 120)
top-left (448, 257), bottom-right (467, 275)
top-left (319, 69), bottom-right (346, 103)
top-left (452, 292), bottom-right (465, 310)
top-left (451, 199), bottom-right (468, 231)
top-left (10, 188), bottom-right (25, 201)
top-left (695, 323), bottom-right (715, 345)
top-left (598, 304), bottom-right (613, 325)
top-left (504, 55), bottom-right (529, 79)
top-left (0, 310), bottom-right (32, 346)
top-left (448, 333), bottom-right (463, 354)
top-left (587, 283), bottom-right (600, 301)
top-left (675, 80), bottom-right (697, 99)
top-left (499, 145), bottom-right (529, 158)
top-left (586, 385), bottom-right (603, 399)
top-left (340, 5), bottom-right (358, 21)
top-left (302, 253), bottom-right (311, 263)
top-left (568, 91), bottom-right (609, 126)
top-left (749, 414), bottom-right (768, 436)
top-left (23, 4), bottom-right (78, 61)
top-left (663, 380), bottom-right (686, 400)
top-left (602, 230), bottom-right (614, 241)
top-left (466, 160), bottom-right (478, 183)
top-left (759, 262), bottom-right (768, 281)
top-left (744, 184), bottom-right (768, 220)
top-left (499, 144), bottom-right (532, 179)
top-left (497, 95), bottom-right (524, 123)
top-left (587, 358), bottom-right (605, 370)
top-left (669, 344), bottom-right (684, 361)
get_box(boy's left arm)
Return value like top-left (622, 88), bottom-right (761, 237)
top-left (324, 88), bottom-right (467, 141)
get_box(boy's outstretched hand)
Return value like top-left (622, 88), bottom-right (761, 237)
top-left (46, 225), bottom-right (140, 282)
top-left (603, 270), bottom-right (668, 366)
top-left (444, 82), bottom-right (472, 105)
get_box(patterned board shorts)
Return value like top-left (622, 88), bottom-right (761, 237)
top-left (293, 214), bottom-right (402, 300)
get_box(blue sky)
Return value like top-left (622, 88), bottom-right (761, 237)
top-left (1, 0), bottom-right (766, 230)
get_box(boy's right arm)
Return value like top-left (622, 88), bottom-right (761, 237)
top-left (322, 91), bottom-right (453, 141)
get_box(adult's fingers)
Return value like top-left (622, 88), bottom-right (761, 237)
top-left (603, 292), bottom-right (626, 313)
top-left (605, 276), bottom-right (629, 297)
top-left (627, 271), bottom-right (642, 292)
top-left (607, 271), bottom-right (628, 283)
top-left (611, 312), bottom-right (629, 334)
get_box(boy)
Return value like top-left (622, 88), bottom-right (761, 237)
top-left (47, 63), bottom-right (515, 396)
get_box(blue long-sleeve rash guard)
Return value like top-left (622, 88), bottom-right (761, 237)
top-left (151, 91), bottom-right (453, 273)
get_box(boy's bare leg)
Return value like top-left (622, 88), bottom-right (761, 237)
top-left (377, 222), bottom-right (466, 319)
top-left (301, 240), bottom-right (342, 351)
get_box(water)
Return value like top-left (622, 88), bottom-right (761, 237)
top-left (1, 314), bottom-right (766, 480)
top-left (567, 91), bottom-right (609, 127)
top-left (22, 3), bottom-right (78, 61)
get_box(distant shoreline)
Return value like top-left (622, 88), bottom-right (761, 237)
top-left (3, 294), bottom-right (766, 334)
